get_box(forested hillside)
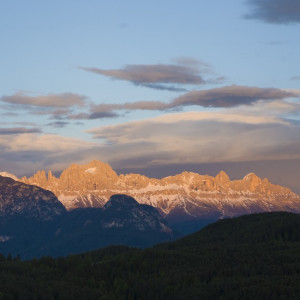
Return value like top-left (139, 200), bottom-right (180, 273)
top-left (1, 212), bottom-right (300, 299)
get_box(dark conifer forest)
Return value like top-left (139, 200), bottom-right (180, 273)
top-left (1, 212), bottom-right (300, 299)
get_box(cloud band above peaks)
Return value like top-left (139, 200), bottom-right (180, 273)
top-left (89, 85), bottom-right (297, 116)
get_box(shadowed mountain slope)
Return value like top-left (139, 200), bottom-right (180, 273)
top-left (0, 175), bottom-right (66, 220)
top-left (0, 179), bottom-right (175, 259)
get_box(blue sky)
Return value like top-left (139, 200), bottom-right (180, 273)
top-left (1, 0), bottom-right (300, 193)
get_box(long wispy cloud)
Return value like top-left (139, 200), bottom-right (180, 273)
top-left (46, 121), bottom-right (70, 128)
top-left (1, 92), bottom-right (86, 108)
top-left (0, 127), bottom-right (42, 135)
top-left (245, 0), bottom-right (300, 24)
top-left (3, 86), bottom-right (295, 121)
top-left (69, 111), bottom-right (120, 120)
top-left (0, 92), bottom-right (90, 121)
top-left (0, 91), bottom-right (123, 121)
top-left (170, 85), bottom-right (296, 108)
top-left (90, 85), bottom-right (297, 115)
top-left (79, 58), bottom-right (219, 91)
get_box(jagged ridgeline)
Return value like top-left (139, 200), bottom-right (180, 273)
top-left (2, 160), bottom-right (300, 239)
top-left (1, 212), bottom-right (300, 299)
top-left (20, 160), bottom-right (300, 224)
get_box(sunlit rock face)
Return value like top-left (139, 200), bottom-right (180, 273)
top-left (0, 172), bottom-right (19, 181)
top-left (19, 160), bottom-right (300, 220)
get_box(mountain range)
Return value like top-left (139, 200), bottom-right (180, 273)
top-left (1, 160), bottom-right (300, 258)
top-left (18, 160), bottom-right (300, 232)
top-left (0, 176), bottom-right (174, 259)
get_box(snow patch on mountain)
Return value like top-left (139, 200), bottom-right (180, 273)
top-left (85, 167), bottom-right (97, 174)
top-left (0, 235), bottom-right (11, 242)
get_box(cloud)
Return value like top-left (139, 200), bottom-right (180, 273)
top-left (68, 111), bottom-right (120, 120)
top-left (0, 92), bottom-right (92, 121)
top-left (245, 0), bottom-right (300, 24)
top-left (0, 127), bottom-right (42, 135)
top-left (170, 85), bottom-right (296, 108)
top-left (86, 110), bottom-right (289, 139)
top-left (80, 64), bottom-right (205, 84)
top-left (89, 85), bottom-right (297, 115)
top-left (0, 133), bottom-right (95, 153)
top-left (88, 111), bottom-right (120, 120)
top-left (90, 101), bottom-right (167, 115)
top-left (1, 92), bottom-right (86, 108)
top-left (0, 92), bottom-right (126, 121)
top-left (45, 121), bottom-right (86, 128)
top-left (4, 86), bottom-right (292, 122)
top-left (231, 99), bottom-right (300, 122)
top-left (291, 76), bottom-right (300, 81)
top-left (0, 133), bottom-right (97, 177)
top-left (46, 121), bottom-right (70, 128)
top-left (1, 107), bottom-right (299, 192)
top-left (85, 109), bottom-right (300, 170)
top-left (79, 60), bottom-right (215, 91)
top-left (138, 84), bottom-right (187, 92)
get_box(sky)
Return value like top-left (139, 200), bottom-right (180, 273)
top-left (1, 0), bottom-right (300, 193)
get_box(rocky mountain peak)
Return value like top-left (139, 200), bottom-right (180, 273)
top-left (215, 171), bottom-right (230, 185)
top-left (59, 160), bottom-right (118, 188)
top-left (242, 173), bottom-right (262, 191)
top-left (243, 172), bottom-right (260, 182)
top-left (22, 160), bottom-right (119, 193)
top-left (34, 170), bottom-right (48, 185)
